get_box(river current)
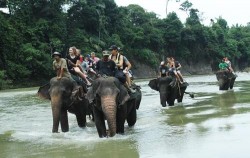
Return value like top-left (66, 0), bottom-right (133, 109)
top-left (1, 73), bottom-right (250, 158)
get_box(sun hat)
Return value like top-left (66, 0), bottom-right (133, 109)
top-left (52, 52), bottom-right (61, 58)
top-left (108, 45), bottom-right (118, 50)
top-left (102, 51), bottom-right (110, 56)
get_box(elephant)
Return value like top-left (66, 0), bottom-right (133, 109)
top-left (86, 76), bottom-right (142, 138)
top-left (37, 77), bottom-right (91, 133)
top-left (148, 76), bottom-right (188, 107)
top-left (216, 70), bottom-right (237, 90)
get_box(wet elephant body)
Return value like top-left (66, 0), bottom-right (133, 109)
top-left (37, 77), bottom-right (91, 133)
top-left (216, 70), bottom-right (237, 90)
top-left (86, 77), bottom-right (142, 138)
top-left (148, 77), bottom-right (187, 107)
top-left (126, 84), bottom-right (142, 126)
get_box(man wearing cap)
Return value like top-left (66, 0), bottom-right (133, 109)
top-left (109, 45), bottom-right (124, 70)
top-left (95, 51), bottom-right (117, 77)
top-left (109, 45), bottom-right (136, 92)
top-left (159, 61), bottom-right (169, 77)
top-left (52, 52), bottom-right (72, 80)
top-left (109, 45), bottom-right (127, 83)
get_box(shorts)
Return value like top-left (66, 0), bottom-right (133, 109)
top-left (123, 69), bottom-right (133, 77)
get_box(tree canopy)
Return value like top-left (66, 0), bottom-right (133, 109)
top-left (1, 0), bottom-right (250, 89)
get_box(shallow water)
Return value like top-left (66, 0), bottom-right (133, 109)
top-left (1, 73), bottom-right (250, 158)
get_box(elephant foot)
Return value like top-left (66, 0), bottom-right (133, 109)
top-left (61, 129), bottom-right (69, 132)
top-left (106, 130), bottom-right (110, 137)
top-left (117, 132), bottom-right (125, 135)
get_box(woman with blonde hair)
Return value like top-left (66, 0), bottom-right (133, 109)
top-left (166, 57), bottom-right (183, 84)
top-left (66, 46), bottom-right (91, 86)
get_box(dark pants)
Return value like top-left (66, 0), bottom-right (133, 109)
top-left (115, 70), bottom-right (126, 84)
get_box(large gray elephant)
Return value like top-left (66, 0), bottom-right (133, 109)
top-left (148, 77), bottom-right (188, 107)
top-left (86, 76), bottom-right (142, 138)
top-left (37, 77), bottom-right (91, 133)
top-left (216, 70), bottom-right (237, 90)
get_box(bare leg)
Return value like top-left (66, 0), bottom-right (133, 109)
top-left (177, 71), bottom-right (184, 82)
top-left (74, 67), bottom-right (91, 85)
top-left (174, 71), bottom-right (183, 84)
top-left (125, 73), bottom-right (131, 87)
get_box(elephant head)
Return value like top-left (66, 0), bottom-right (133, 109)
top-left (86, 77), bottom-right (130, 137)
top-left (37, 77), bottom-right (86, 133)
top-left (216, 70), bottom-right (236, 90)
top-left (148, 77), bottom-right (187, 107)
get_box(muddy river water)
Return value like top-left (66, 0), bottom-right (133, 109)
top-left (1, 73), bottom-right (250, 158)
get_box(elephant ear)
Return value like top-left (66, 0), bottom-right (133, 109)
top-left (71, 86), bottom-right (84, 102)
top-left (119, 85), bottom-right (130, 105)
top-left (86, 79), bottom-right (101, 103)
top-left (37, 83), bottom-right (51, 100)
top-left (148, 78), bottom-right (159, 91)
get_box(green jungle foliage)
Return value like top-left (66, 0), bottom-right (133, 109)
top-left (1, 0), bottom-right (250, 88)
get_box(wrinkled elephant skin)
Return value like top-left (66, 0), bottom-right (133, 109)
top-left (148, 77), bottom-right (187, 107)
top-left (37, 77), bottom-right (90, 133)
top-left (86, 77), bottom-right (142, 138)
top-left (216, 70), bottom-right (236, 90)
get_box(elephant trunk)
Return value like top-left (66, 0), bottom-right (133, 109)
top-left (51, 95), bottom-right (62, 133)
top-left (101, 96), bottom-right (117, 137)
top-left (160, 92), bottom-right (167, 107)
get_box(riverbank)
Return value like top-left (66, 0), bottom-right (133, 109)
top-left (0, 60), bottom-right (246, 90)
top-left (132, 59), bottom-right (214, 79)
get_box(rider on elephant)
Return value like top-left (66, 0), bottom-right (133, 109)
top-left (224, 57), bottom-right (235, 73)
top-left (117, 47), bottom-right (135, 93)
top-left (95, 51), bottom-right (117, 77)
top-left (66, 46), bottom-right (92, 86)
top-left (166, 57), bottom-right (183, 84)
top-left (52, 51), bottom-right (85, 97)
top-left (109, 45), bottom-right (126, 83)
top-left (52, 52), bottom-right (72, 80)
top-left (174, 58), bottom-right (184, 82)
top-left (109, 45), bottom-right (135, 93)
top-left (219, 58), bottom-right (229, 71)
top-left (159, 61), bottom-right (169, 77)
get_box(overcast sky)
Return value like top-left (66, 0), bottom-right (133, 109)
top-left (114, 0), bottom-right (250, 26)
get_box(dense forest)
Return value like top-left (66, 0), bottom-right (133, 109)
top-left (1, 0), bottom-right (250, 89)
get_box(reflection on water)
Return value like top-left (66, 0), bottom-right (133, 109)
top-left (1, 73), bottom-right (250, 157)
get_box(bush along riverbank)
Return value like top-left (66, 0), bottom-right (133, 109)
top-left (0, 60), bottom-right (244, 90)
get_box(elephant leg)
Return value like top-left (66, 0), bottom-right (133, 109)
top-left (160, 92), bottom-right (167, 107)
top-left (60, 109), bottom-right (69, 132)
top-left (218, 79), bottom-right (224, 90)
top-left (93, 107), bottom-right (107, 138)
top-left (177, 86), bottom-right (186, 103)
top-left (224, 79), bottom-right (230, 90)
top-left (116, 105), bottom-right (126, 134)
top-left (219, 79), bottom-right (229, 90)
top-left (230, 78), bottom-right (236, 89)
top-left (135, 90), bottom-right (142, 110)
top-left (127, 101), bottom-right (137, 127)
top-left (75, 110), bottom-right (86, 128)
top-left (167, 89), bottom-right (176, 106)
